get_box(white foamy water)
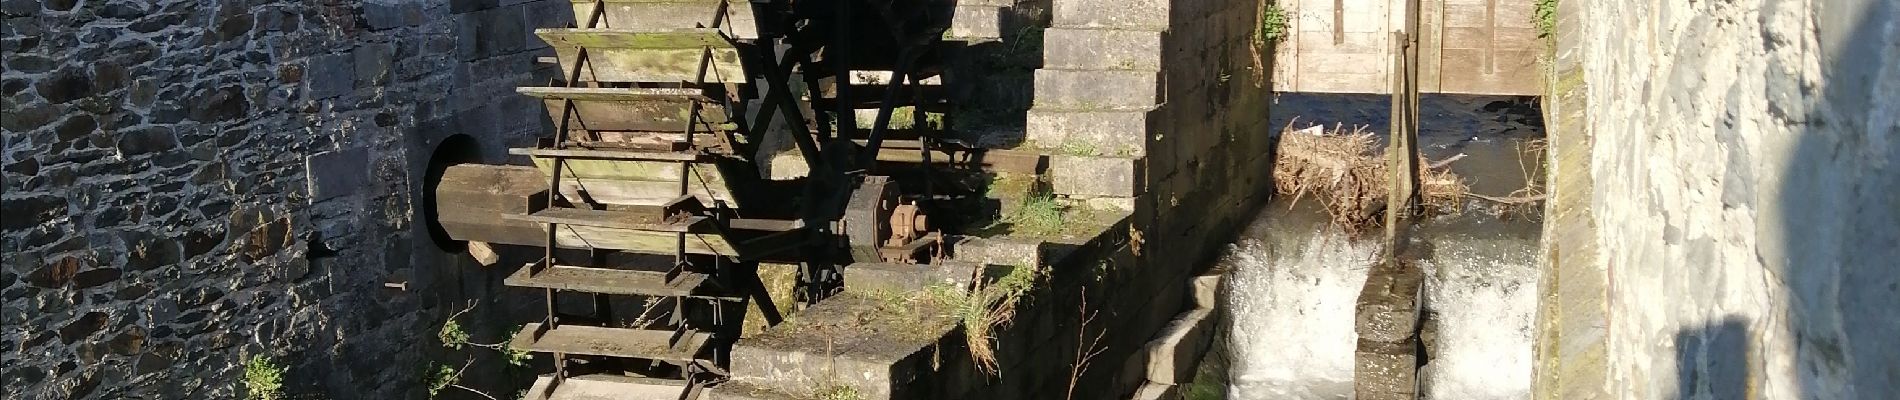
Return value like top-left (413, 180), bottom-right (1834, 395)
top-left (1223, 217), bottom-right (1376, 400)
top-left (1217, 216), bottom-right (1541, 400)
top-left (1417, 237), bottom-right (1539, 400)
top-left (1208, 92), bottom-right (1544, 399)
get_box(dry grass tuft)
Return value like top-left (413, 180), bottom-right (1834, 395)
top-left (1272, 122), bottom-right (1468, 235)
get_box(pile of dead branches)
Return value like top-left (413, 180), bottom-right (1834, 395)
top-left (1272, 123), bottom-right (1468, 235)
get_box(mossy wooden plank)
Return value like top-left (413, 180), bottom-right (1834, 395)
top-left (531, 158), bottom-right (738, 206)
top-left (537, 28), bottom-right (733, 49)
top-left (518, 87), bottom-right (706, 101)
top-left (531, 157), bottom-right (722, 182)
top-left (569, 1), bottom-right (760, 39)
top-left (533, 96), bottom-right (730, 132)
top-left (551, 46), bottom-right (747, 83)
top-left (556, 178), bottom-right (737, 207)
top-left (551, 225), bottom-right (737, 255)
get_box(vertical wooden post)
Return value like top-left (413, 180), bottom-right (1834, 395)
top-left (1356, 0), bottom-right (1427, 399)
top-left (1384, 0), bottom-right (1423, 255)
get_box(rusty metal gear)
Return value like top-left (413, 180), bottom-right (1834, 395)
top-left (842, 176), bottom-right (898, 263)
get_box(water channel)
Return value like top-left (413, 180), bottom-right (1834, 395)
top-left (1191, 93), bottom-right (1547, 400)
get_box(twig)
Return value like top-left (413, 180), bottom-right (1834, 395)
top-left (1426, 153), bottom-right (1466, 169)
top-left (1065, 288), bottom-right (1107, 400)
top-left (448, 384), bottom-right (498, 400)
top-left (1468, 193), bottom-right (1547, 204)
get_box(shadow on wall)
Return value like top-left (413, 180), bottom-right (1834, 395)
top-left (1772, 0), bottom-right (1898, 398)
top-left (1674, 318), bottom-right (1751, 400)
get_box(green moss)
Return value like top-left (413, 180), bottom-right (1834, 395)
top-left (814, 383), bottom-right (863, 400)
top-left (1057, 141), bottom-right (1099, 156)
top-left (244, 355), bottom-right (285, 400)
top-left (1535, 0), bottom-right (1558, 38)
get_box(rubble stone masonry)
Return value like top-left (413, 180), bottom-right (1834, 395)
top-left (2, 0), bottom-right (566, 397)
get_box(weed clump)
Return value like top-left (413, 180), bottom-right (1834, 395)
top-left (1258, 4), bottom-right (1290, 44)
top-left (244, 355), bottom-right (285, 400)
top-left (942, 264), bottom-right (1042, 375)
top-left (1535, 0), bottom-right (1558, 38)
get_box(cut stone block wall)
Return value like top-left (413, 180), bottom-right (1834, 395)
top-left (1, 0), bottom-right (565, 397)
top-left (1535, 0), bottom-right (1900, 398)
top-left (1007, 0), bottom-right (1279, 397)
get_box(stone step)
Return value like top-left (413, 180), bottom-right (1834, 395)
top-left (946, 4), bottom-right (1003, 41)
top-left (566, 0), bottom-right (761, 39)
top-left (1053, 0), bottom-right (1168, 30)
top-left (512, 323), bottom-right (711, 362)
top-left (506, 262), bottom-right (742, 300)
top-left (1049, 154), bottom-right (1142, 197)
top-left (1025, 109), bottom-right (1152, 157)
top-left (1032, 69), bottom-right (1161, 111)
top-left (523, 374), bottom-right (690, 400)
top-left (1042, 28), bottom-right (1163, 71)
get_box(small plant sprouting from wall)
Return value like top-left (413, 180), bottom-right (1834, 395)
top-left (244, 355), bottom-right (286, 400)
top-left (427, 303), bottom-right (533, 399)
top-left (1534, 0), bottom-right (1558, 38)
top-left (1257, 3), bottom-right (1290, 45)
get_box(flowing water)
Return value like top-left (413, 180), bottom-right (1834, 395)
top-left (1198, 93), bottom-right (1546, 400)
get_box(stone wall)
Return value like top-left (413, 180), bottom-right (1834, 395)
top-left (1021, 0), bottom-right (1278, 396)
top-left (1535, 0), bottom-right (1899, 398)
top-left (1, 0), bottom-right (564, 397)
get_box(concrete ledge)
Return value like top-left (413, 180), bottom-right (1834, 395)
top-left (954, 237), bottom-right (1045, 267)
top-left (1142, 308), bottom-right (1215, 384)
top-left (729, 292), bottom-right (955, 400)
top-left (842, 261), bottom-right (992, 293)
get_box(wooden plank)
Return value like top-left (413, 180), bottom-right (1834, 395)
top-left (536, 28), bottom-right (733, 49)
top-left (511, 323), bottom-right (708, 361)
top-left (569, 0), bottom-right (761, 40)
top-left (552, 225), bottom-right (737, 255)
top-left (530, 157), bottom-right (715, 183)
top-left (512, 147), bottom-right (710, 162)
top-left (552, 46), bottom-right (748, 83)
top-left (531, 95), bottom-right (730, 133)
top-left (518, 86), bottom-right (708, 101)
top-left (528, 157), bottom-right (739, 206)
top-left (523, 374), bottom-right (687, 400)
top-left (506, 262), bottom-right (739, 299)
top-left (508, 208), bottom-right (711, 232)
top-left (555, 178), bottom-right (736, 207)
